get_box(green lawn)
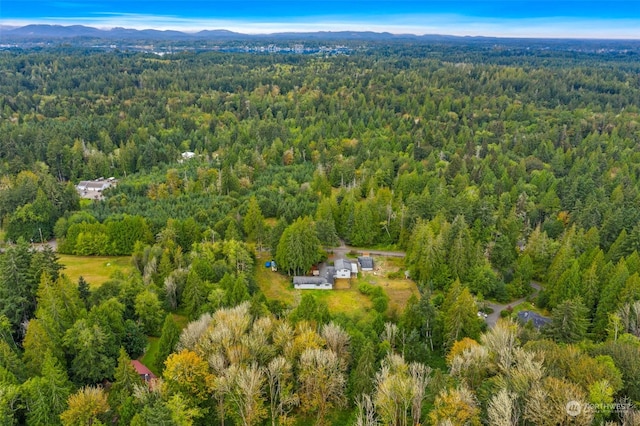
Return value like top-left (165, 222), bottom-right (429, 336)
top-left (510, 301), bottom-right (550, 317)
top-left (58, 254), bottom-right (132, 288)
top-left (139, 313), bottom-right (188, 376)
top-left (172, 312), bottom-right (189, 329)
top-left (255, 254), bottom-right (419, 319)
top-left (140, 337), bottom-right (160, 376)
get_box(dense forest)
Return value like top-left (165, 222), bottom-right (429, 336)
top-left (1, 40), bottom-right (640, 425)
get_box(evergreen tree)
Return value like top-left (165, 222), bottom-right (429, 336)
top-left (545, 297), bottom-right (590, 344)
top-left (29, 245), bottom-right (63, 283)
top-left (349, 341), bottom-right (376, 398)
top-left (109, 347), bottom-right (143, 422)
top-left (593, 260), bottom-right (628, 338)
top-left (182, 270), bottom-right (209, 320)
top-left (350, 201), bottom-right (379, 247)
top-left (156, 314), bottom-right (181, 373)
top-left (269, 218), bottom-right (288, 258)
top-left (243, 196), bottom-right (265, 248)
top-left (122, 320), bottom-right (147, 359)
top-left (445, 215), bottom-right (478, 281)
top-left (63, 319), bottom-right (115, 385)
top-left (275, 217), bottom-right (322, 276)
top-left (315, 197), bottom-right (340, 247)
top-left (0, 340), bottom-right (25, 383)
top-left (442, 280), bottom-right (481, 349)
top-left (88, 298), bottom-right (125, 360)
top-left (134, 290), bottom-right (164, 336)
top-left (22, 351), bottom-right (73, 426)
top-left (288, 294), bottom-right (330, 326)
top-left (224, 274), bottom-right (251, 307)
top-left (0, 239), bottom-right (34, 336)
top-left (77, 277), bottom-right (90, 308)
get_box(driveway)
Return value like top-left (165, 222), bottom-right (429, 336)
top-left (483, 282), bottom-right (542, 328)
top-left (33, 239), bottom-right (58, 252)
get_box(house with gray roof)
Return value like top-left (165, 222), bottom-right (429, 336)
top-left (76, 178), bottom-right (117, 200)
top-left (334, 259), bottom-right (353, 279)
top-left (358, 256), bottom-right (374, 271)
top-left (293, 276), bottom-right (332, 290)
top-left (517, 310), bottom-right (551, 330)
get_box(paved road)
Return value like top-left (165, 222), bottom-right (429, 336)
top-left (33, 239), bottom-right (58, 252)
top-left (483, 282), bottom-right (542, 328)
top-left (0, 239), bottom-right (57, 253)
top-left (327, 241), bottom-right (406, 258)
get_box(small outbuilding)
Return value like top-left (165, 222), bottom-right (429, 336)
top-left (358, 256), bottom-right (374, 271)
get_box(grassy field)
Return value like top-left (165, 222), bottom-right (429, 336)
top-left (255, 256), bottom-right (297, 304)
top-left (510, 301), bottom-right (551, 317)
top-left (58, 254), bottom-right (132, 288)
top-left (360, 256), bottom-right (419, 314)
top-left (255, 254), bottom-right (418, 318)
top-left (139, 313), bottom-right (188, 376)
top-left (140, 337), bottom-right (160, 375)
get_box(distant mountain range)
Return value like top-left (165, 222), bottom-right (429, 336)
top-left (0, 24), bottom-right (474, 43)
top-left (2, 24), bottom-right (640, 52)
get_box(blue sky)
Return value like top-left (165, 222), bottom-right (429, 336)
top-left (2, 1), bottom-right (640, 38)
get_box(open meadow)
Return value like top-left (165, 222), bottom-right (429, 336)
top-left (58, 254), bottom-right (132, 288)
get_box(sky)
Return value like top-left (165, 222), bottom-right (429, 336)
top-left (2, 1), bottom-right (640, 38)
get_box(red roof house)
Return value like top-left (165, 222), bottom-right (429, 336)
top-left (131, 360), bottom-right (157, 383)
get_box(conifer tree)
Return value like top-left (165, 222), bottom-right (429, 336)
top-left (77, 276), bottom-right (90, 308)
top-left (243, 196), bottom-right (265, 248)
top-left (156, 314), bottom-right (181, 373)
top-left (545, 297), bottom-right (590, 344)
top-left (23, 351), bottom-right (73, 426)
top-left (109, 347), bottom-right (143, 425)
top-left (442, 280), bottom-right (481, 349)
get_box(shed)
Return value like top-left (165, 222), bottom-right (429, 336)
top-left (358, 256), bottom-right (374, 271)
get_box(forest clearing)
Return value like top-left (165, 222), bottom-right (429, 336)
top-left (256, 253), bottom-right (418, 318)
top-left (58, 255), bottom-right (131, 287)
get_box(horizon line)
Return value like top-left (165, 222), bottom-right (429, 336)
top-left (3, 16), bottom-right (640, 40)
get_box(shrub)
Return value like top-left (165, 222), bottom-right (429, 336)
top-left (358, 283), bottom-right (374, 295)
top-left (372, 296), bottom-right (388, 313)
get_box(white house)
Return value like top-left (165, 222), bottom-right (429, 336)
top-left (293, 276), bottom-right (332, 290)
top-left (334, 259), bottom-right (353, 279)
top-left (76, 178), bottom-right (116, 200)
